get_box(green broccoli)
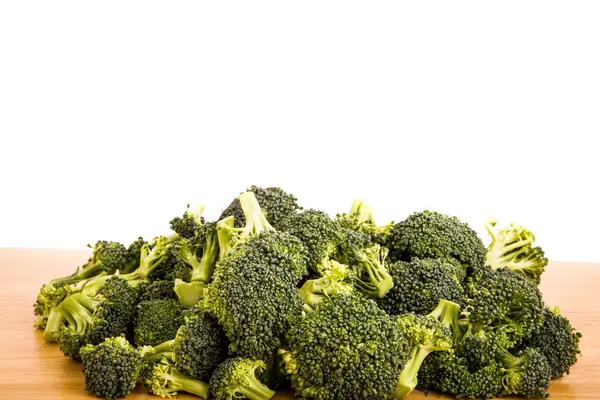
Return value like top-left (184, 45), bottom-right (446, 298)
top-left (219, 185), bottom-right (301, 230)
top-left (120, 236), bottom-right (148, 274)
top-left (455, 324), bottom-right (513, 371)
top-left (378, 258), bottom-right (465, 316)
top-left (298, 259), bottom-right (354, 312)
top-left (335, 198), bottom-right (393, 245)
top-left (485, 218), bottom-right (549, 285)
top-left (386, 210), bottom-right (486, 274)
top-left (170, 203), bottom-right (205, 239)
top-left (143, 358), bottom-right (209, 399)
top-left (500, 347), bottom-right (552, 398)
top-left (393, 299), bottom-right (460, 399)
top-left (519, 306), bottom-right (582, 379)
top-left (280, 293), bottom-right (410, 400)
top-left (80, 336), bottom-right (143, 399)
top-left (138, 279), bottom-right (177, 302)
top-left (210, 357), bottom-right (275, 400)
top-left (134, 298), bottom-right (184, 347)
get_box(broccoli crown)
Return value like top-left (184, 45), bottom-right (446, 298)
top-left (485, 219), bottom-right (549, 285)
top-left (204, 231), bottom-right (307, 360)
top-left (219, 185), bottom-right (301, 230)
top-left (519, 307), bottom-right (582, 379)
top-left (137, 279), bottom-right (177, 303)
top-left (335, 199), bottom-right (393, 245)
top-left (386, 211), bottom-right (486, 273)
top-left (298, 259), bottom-right (354, 312)
top-left (464, 267), bottom-right (544, 345)
top-left (174, 310), bottom-right (229, 381)
top-left (455, 325), bottom-right (513, 371)
top-left (175, 221), bottom-right (219, 284)
top-left (80, 336), bottom-right (143, 400)
top-left (134, 299), bottom-right (184, 347)
top-left (279, 209), bottom-right (344, 273)
top-left (210, 357), bottom-right (275, 400)
top-left (121, 236), bottom-right (147, 274)
top-left (378, 258), bottom-right (465, 316)
top-left (334, 228), bottom-right (373, 265)
top-left (170, 204), bottom-right (205, 239)
top-left (143, 358), bottom-right (210, 399)
top-left (417, 352), bottom-right (504, 399)
top-left (280, 293), bottom-right (410, 400)
top-left (500, 347), bottom-right (552, 398)
top-left (34, 282), bottom-right (68, 330)
top-left (57, 276), bottom-right (138, 359)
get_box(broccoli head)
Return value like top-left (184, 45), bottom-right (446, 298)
top-left (210, 357), bottom-right (275, 400)
top-left (80, 336), bottom-right (143, 399)
top-left (170, 204), bottom-right (205, 239)
top-left (137, 279), bottom-right (177, 303)
top-left (298, 259), bottom-right (354, 312)
top-left (335, 198), bottom-right (393, 245)
top-left (386, 210), bottom-right (486, 274)
top-left (500, 347), bottom-right (552, 398)
top-left (133, 299), bottom-right (184, 347)
top-left (143, 358), bottom-right (209, 399)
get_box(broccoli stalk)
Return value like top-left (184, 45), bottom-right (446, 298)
top-left (394, 299), bottom-right (460, 399)
top-left (298, 259), bottom-right (353, 312)
top-left (144, 358), bottom-right (209, 399)
top-left (350, 244), bottom-right (394, 298)
top-left (485, 219), bottom-right (548, 284)
top-left (209, 358), bottom-right (275, 400)
top-left (174, 279), bottom-right (206, 309)
top-left (141, 339), bottom-right (176, 362)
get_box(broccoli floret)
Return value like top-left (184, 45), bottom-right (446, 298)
top-left (386, 210), bottom-right (486, 274)
top-left (464, 266), bottom-right (544, 346)
top-left (335, 198), bottom-right (393, 245)
top-left (210, 357), bottom-right (275, 400)
top-left (280, 293), bottom-right (410, 400)
top-left (204, 231), bottom-right (307, 361)
top-left (485, 219), bottom-right (549, 285)
top-left (143, 358), bottom-right (209, 399)
top-left (134, 299), bottom-right (184, 347)
top-left (120, 236), bottom-right (147, 274)
top-left (34, 282), bottom-right (68, 331)
top-left (138, 279), bottom-right (177, 302)
top-left (80, 336), bottom-right (143, 399)
top-left (378, 258), bottom-right (465, 316)
top-left (393, 299), bottom-right (460, 399)
top-left (519, 306), bottom-right (582, 379)
top-left (298, 259), bottom-right (354, 312)
top-left (219, 185), bottom-right (301, 230)
top-left (279, 209), bottom-right (344, 273)
top-left (55, 276), bottom-right (138, 359)
top-left (500, 347), bottom-right (552, 398)
top-left (455, 324), bottom-right (513, 371)
top-left (170, 204), bottom-right (205, 239)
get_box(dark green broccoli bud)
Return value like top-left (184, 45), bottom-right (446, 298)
top-left (417, 352), bottom-right (504, 399)
top-left (134, 299), bottom-right (184, 347)
top-left (393, 299), bottom-right (460, 399)
top-left (455, 324), bottom-right (513, 371)
top-left (210, 357), bottom-right (275, 400)
top-left (519, 306), bottom-right (582, 379)
top-left (464, 266), bottom-right (544, 346)
top-left (219, 185), bottom-right (301, 230)
top-left (298, 259), bottom-right (354, 312)
top-left (204, 231), bottom-right (307, 360)
top-left (333, 227), bottom-right (373, 265)
top-left (485, 219), bottom-right (549, 285)
top-left (80, 336), bottom-right (143, 399)
top-left (120, 236), bottom-right (147, 274)
top-left (279, 209), bottom-right (344, 273)
top-left (170, 204), bottom-right (205, 239)
top-left (173, 310), bottom-right (229, 381)
top-left (378, 258), bottom-right (465, 316)
top-left (56, 276), bottom-right (139, 359)
top-left (386, 210), bottom-right (486, 274)
top-left (143, 358), bottom-right (209, 399)
top-left (335, 198), bottom-right (393, 245)
top-left (137, 279), bottom-right (177, 303)
top-left (280, 293), bottom-right (410, 400)
top-left (500, 347), bottom-right (552, 398)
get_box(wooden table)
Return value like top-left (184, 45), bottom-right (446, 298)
top-left (0, 248), bottom-right (597, 399)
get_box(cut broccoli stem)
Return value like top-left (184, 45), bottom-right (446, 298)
top-left (43, 293), bottom-right (100, 341)
top-left (148, 362), bottom-right (210, 399)
top-left (349, 198), bottom-right (376, 224)
top-left (298, 260), bottom-right (353, 311)
top-left (191, 230), bottom-right (219, 283)
top-left (43, 307), bottom-right (66, 342)
top-left (165, 368), bottom-right (210, 398)
top-left (395, 345), bottom-right (430, 399)
top-left (428, 299), bottom-right (462, 343)
top-left (238, 373), bottom-right (276, 400)
top-left (174, 279), bottom-right (206, 308)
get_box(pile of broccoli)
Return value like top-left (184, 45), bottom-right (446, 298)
top-left (34, 186), bottom-right (582, 399)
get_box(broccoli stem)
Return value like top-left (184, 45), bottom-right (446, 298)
top-left (165, 368), bottom-right (210, 399)
top-left (238, 373), bottom-right (276, 400)
top-left (142, 339), bottom-right (176, 361)
top-left (351, 245), bottom-right (394, 298)
top-left (190, 231), bottom-right (218, 283)
top-left (217, 216), bottom-right (235, 260)
top-left (43, 307), bottom-right (66, 342)
top-left (394, 346), bottom-right (431, 399)
top-left (174, 279), bottom-right (206, 308)
top-left (57, 294), bottom-right (98, 332)
top-left (239, 191), bottom-right (273, 238)
top-left (349, 198), bottom-right (376, 224)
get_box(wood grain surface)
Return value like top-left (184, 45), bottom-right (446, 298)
top-left (0, 248), bottom-right (597, 399)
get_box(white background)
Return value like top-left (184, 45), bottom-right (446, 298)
top-left (1, 2), bottom-right (599, 262)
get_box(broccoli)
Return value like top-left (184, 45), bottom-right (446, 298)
top-left (393, 299), bottom-right (460, 399)
top-left (499, 347), bottom-right (552, 398)
top-left (219, 185), bottom-right (301, 230)
top-left (464, 266), bottom-right (544, 346)
top-left (134, 298), bottom-right (184, 347)
top-left (279, 209), bottom-right (344, 273)
top-left (335, 198), bottom-right (393, 245)
top-left (519, 306), bottom-right (582, 379)
top-left (455, 324), bottom-right (513, 371)
top-left (170, 203), bottom-right (205, 239)
top-left (280, 293), bottom-right (410, 400)
top-left (143, 358), bottom-right (209, 399)
top-left (204, 230), bottom-right (307, 361)
top-left (378, 258), bottom-right (465, 316)
top-left (80, 336), bottom-right (143, 399)
top-left (55, 276), bottom-right (138, 359)
top-left (298, 259), bottom-right (354, 312)
top-left (137, 279), bottom-right (177, 302)
top-left (120, 236), bottom-right (147, 274)
top-left (210, 357), bottom-right (275, 400)
top-left (33, 282), bottom-right (68, 330)
top-left (386, 210), bottom-right (485, 275)
top-left (485, 218), bottom-right (549, 285)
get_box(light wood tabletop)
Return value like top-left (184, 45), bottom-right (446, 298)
top-left (0, 248), bottom-right (597, 399)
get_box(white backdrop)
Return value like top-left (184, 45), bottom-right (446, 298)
top-left (1, 2), bottom-right (599, 262)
